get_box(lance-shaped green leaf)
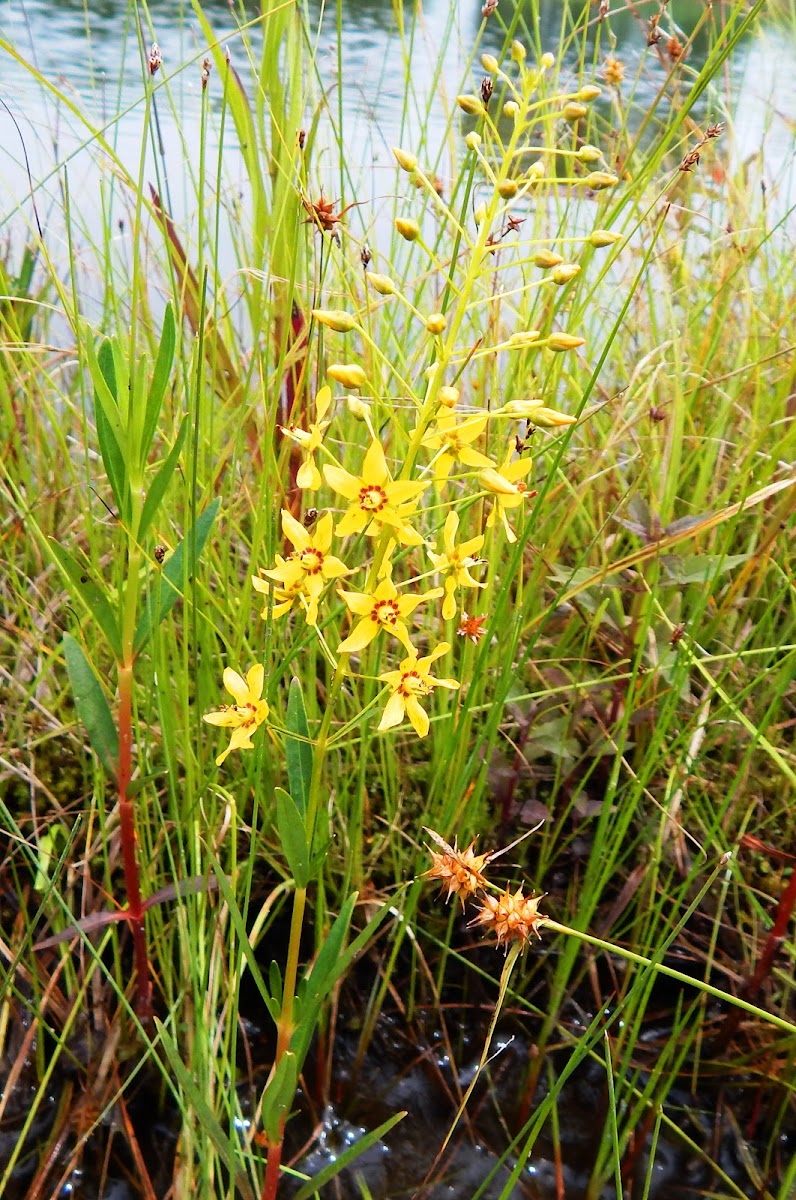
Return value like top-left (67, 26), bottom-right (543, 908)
top-left (275, 787), bottom-right (309, 889)
top-left (134, 497), bottom-right (220, 653)
top-left (141, 302), bottom-right (176, 462)
top-left (62, 634), bottom-right (119, 778)
top-left (138, 416), bottom-right (188, 543)
top-left (285, 677), bottom-right (312, 818)
top-left (261, 1052), bottom-right (298, 1144)
top-left (89, 337), bottom-right (128, 520)
top-left (50, 541), bottom-right (122, 660)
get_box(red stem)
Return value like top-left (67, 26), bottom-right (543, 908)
top-left (117, 663), bottom-right (152, 1020)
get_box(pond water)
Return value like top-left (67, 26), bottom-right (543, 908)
top-left (1, 0), bottom-right (795, 285)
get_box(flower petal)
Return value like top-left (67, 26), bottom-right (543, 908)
top-left (223, 669), bottom-right (250, 705)
top-left (378, 691), bottom-right (407, 732)
top-left (362, 439), bottom-right (389, 484)
top-left (324, 464), bottom-right (362, 501)
top-left (281, 510), bottom-right (310, 551)
top-left (405, 695), bottom-right (430, 738)
top-left (338, 617), bottom-right (378, 653)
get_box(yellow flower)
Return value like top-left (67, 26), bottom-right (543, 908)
top-left (378, 643), bottom-right (459, 738)
top-left (427, 510), bottom-right (485, 620)
top-left (479, 453), bottom-right (534, 544)
top-left (323, 440), bottom-right (429, 545)
top-left (338, 576), bottom-right (443, 654)
top-left (421, 413), bottom-right (494, 482)
top-left (279, 385), bottom-right (332, 490)
top-left (254, 510), bottom-right (350, 625)
top-left (203, 665), bottom-right (269, 766)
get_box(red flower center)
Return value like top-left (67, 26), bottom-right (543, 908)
top-left (359, 485), bottom-right (388, 512)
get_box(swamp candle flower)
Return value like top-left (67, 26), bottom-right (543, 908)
top-left (323, 439), bottom-right (429, 545)
top-left (338, 576), bottom-right (443, 654)
top-left (256, 510), bottom-right (350, 626)
top-left (421, 412), bottom-right (493, 481)
top-left (480, 453), bottom-right (534, 543)
top-left (427, 510), bottom-right (485, 620)
top-left (280, 385), bottom-right (332, 490)
top-left (378, 643), bottom-right (459, 738)
top-left (203, 665), bottom-right (269, 766)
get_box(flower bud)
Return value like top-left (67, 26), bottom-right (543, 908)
top-left (367, 272), bottom-right (397, 294)
top-left (540, 52), bottom-right (555, 69)
top-left (527, 160), bottom-right (545, 181)
top-left (481, 53), bottom-right (499, 73)
top-left (533, 249), bottom-right (564, 268)
top-left (328, 363), bottom-right (367, 388)
top-left (395, 217), bottom-right (420, 241)
top-left (511, 40), bottom-right (527, 63)
top-left (498, 179), bottom-right (518, 198)
top-left (577, 84), bottom-right (602, 101)
top-left (312, 308), bottom-right (358, 332)
top-left (503, 100), bottom-right (520, 120)
top-left (562, 102), bottom-right (588, 122)
top-left (457, 94), bottom-right (484, 116)
top-left (438, 385), bottom-right (459, 408)
top-left (465, 131), bottom-right (482, 151)
top-left (577, 144), bottom-right (602, 163)
top-left (589, 229), bottom-right (622, 247)
top-left (347, 395), bottom-right (370, 420)
top-left (584, 171), bottom-right (619, 190)
top-left (547, 332), bottom-right (586, 352)
top-left (527, 406), bottom-right (577, 427)
top-left (473, 203), bottom-right (487, 226)
top-left (551, 263), bottom-right (581, 284)
top-left (393, 147), bottom-right (418, 172)
top-left (508, 330), bottom-right (541, 346)
top-left (426, 312), bottom-right (447, 335)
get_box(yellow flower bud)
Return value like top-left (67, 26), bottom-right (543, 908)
top-left (312, 308), bottom-right (358, 332)
top-left (584, 171), bottom-right (619, 190)
top-left (562, 102), bottom-right (588, 122)
top-left (438, 385), bottom-right (459, 408)
top-left (498, 179), bottom-right (518, 198)
top-left (527, 160), bottom-right (545, 181)
top-left (395, 217), bottom-right (420, 241)
top-left (589, 229), bottom-right (622, 247)
top-left (533, 249), bottom-right (564, 268)
top-left (503, 100), bottom-right (520, 120)
top-left (551, 263), bottom-right (581, 284)
top-left (577, 144), bottom-right (602, 163)
top-left (525, 405), bottom-right (577, 427)
top-left (328, 363), bottom-right (367, 388)
top-left (426, 312), bottom-right (447, 335)
top-left (393, 147), bottom-right (418, 172)
top-left (346, 394), bottom-right (370, 420)
top-left (547, 333), bottom-right (586, 352)
top-left (481, 53), bottom-right (499, 73)
top-left (473, 203), bottom-right (487, 226)
top-left (511, 40), bottom-right (527, 63)
top-left (577, 84), bottom-right (602, 101)
top-left (367, 272), bottom-right (397, 294)
top-left (540, 52), bottom-right (555, 69)
top-left (465, 131), bottom-right (482, 151)
top-left (457, 94), bottom-right (484, 116)
top-left (508, 331), bottom-right (541, 346)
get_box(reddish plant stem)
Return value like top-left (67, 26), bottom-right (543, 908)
top-left (261, 1137), bottom-right (283, 1200)
top-left (117, 663), bottom-right (152, 1020)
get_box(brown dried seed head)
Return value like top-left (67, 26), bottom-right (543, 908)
top-left (148, 43), bottom-right (162, 76)
top-left (424, 831), bottom-right (490, 906)
top-left (470, 885), bottom-right (546, 951)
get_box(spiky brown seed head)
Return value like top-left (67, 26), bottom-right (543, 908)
top-left (470, 885), bottom-right (545, 952)
top-left (424, 831), bottom-right (490, 907)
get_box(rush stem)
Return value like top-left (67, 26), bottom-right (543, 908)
top-left (117, 662), bottom-right (152, 1019)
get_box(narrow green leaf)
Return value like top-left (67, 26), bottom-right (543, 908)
top-left (142, 302), bottom-right (176, 459)
top-left (62, 634), bottom-right (119, 777)
top-left (292, 1113), bottom-right (406, 1200)
top-left (286, 677), bottom-right (312, 817)
top-left (138, 417), bottom-right (188, 542)
top-left (261, 1052), bottom-right (298, 1144)
top-left (660, 553), bottom-right (751, 585)
top-left (268, 960), bottom-right (283, 1007)
top-left (133, 497), bottom-right (220, 652)
top-left (91, 337), bottom-right (128, 518)
top-left (275, 788), bottom-right (310, 888)
top-left (50, 540), bottom-right (122, 660)
top-left (290, 893), bottom-right (360, 1071)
